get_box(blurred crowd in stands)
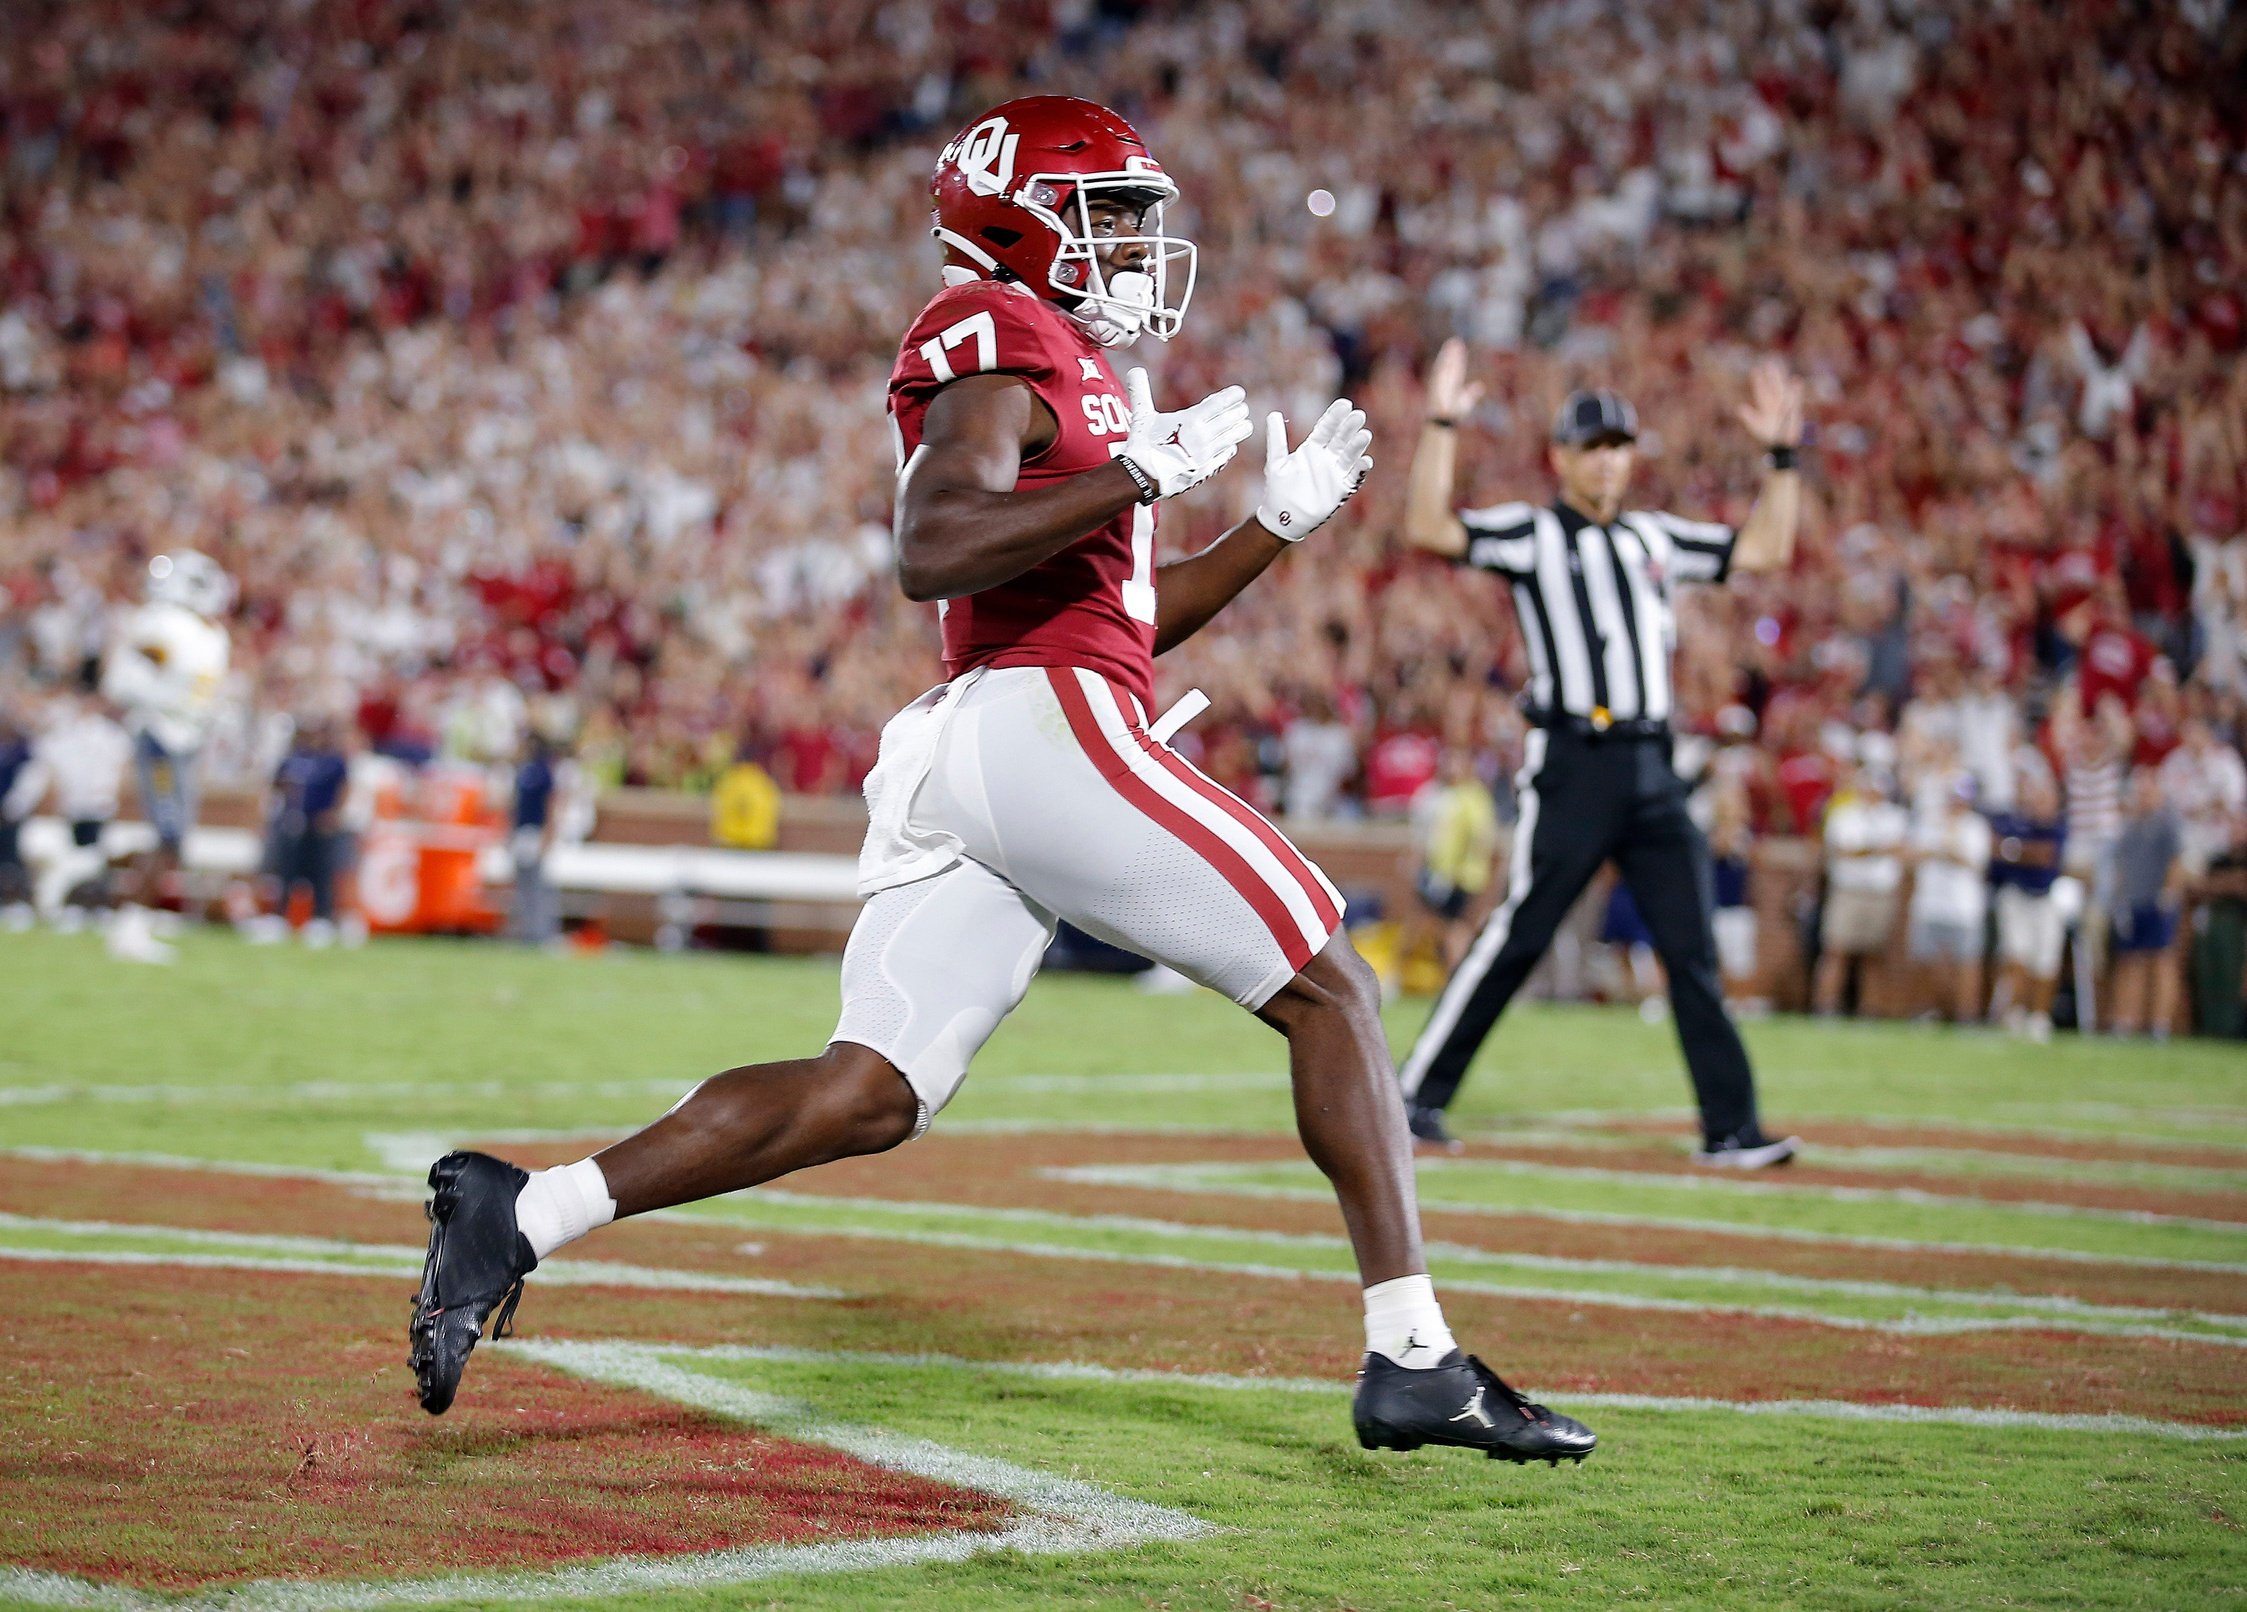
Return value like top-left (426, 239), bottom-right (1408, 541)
top-left (3, 0), bottom-right (2246, 1000)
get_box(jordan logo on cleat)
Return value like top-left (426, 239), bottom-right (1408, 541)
top-left (1450, 1387), bottom-right (1495, 1429)
top-left (1398, 1330), bottom-right (1431, 1361)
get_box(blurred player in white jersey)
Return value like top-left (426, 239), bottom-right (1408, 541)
top-left (2, 687), bottom-right (136, 943)
top-left (100, 551), bottom-right (232, 959)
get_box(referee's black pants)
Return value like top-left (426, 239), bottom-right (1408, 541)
top-left (1397, 727), bottom-right (1761, 1143)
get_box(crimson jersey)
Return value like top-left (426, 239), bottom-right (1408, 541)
top-left (888, 278), bottom-right (1158, 712)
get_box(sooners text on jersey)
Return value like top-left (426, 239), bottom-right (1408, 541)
top-left (888, 278), bottom-right (1158, 712)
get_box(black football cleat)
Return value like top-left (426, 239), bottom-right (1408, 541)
top-left (1405, 1102), bottom-right (1464, 1153)
top-left (1354, 1349), bottom-right (1596, 1465)
top-left (408, 1150), bottom-right (537, 1415)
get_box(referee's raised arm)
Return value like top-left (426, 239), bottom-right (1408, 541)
top-left (1728, 358), bottom-right (1808, 573)
top-left (1403, 339), bottom-right (1482, 558)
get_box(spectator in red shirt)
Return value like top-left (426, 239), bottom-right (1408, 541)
top-left (2075, 583), bottom-right (2161, 716)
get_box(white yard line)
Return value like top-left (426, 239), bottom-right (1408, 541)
top-left (1053, 1164), bottom-right (2247, 1274)
top-left (0, 1212), bottom-right (838, 1299)
top-left (1052, 1160), bottom-right (2247, 1248)
top-left (30, 1136), bottom-right (2239, 1343)
top-left (731, 1188), bottom-right (2247, 1331)
top-left (1405, 1154), bottom-right (2247, 1231)
top-left (10, 1139), bottom-right (2241, 1288)
top-left (1537, 1104), bottom-right (2247, 1150)
top-left (3, 1143), bottom-right (406, 1188)
top-left (688, 1194), bottom-right (2247, 1350)
top-left (654, 1342), bottom-right (2247, 1443)
top-left (0, 1340), bottom-right (1211, 1612)
top-left (0, 1075), bottom-right (693, 1109)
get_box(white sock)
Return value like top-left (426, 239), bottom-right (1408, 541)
top-left (1363, 1274), bottom-right (1457, 1368)
top-left (513, 1158), bottom-right (616, 1262)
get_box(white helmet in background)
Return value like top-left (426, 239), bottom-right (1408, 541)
top-left (147, 551), bottom-right (232, 619)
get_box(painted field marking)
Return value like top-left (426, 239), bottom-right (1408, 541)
top-left (3, 1145), bottom-right (415, 1192)
top-left (1060, 1156), bottom-right (2247, 1234)
top-left (0, 1340), bottom-right (1213, 1612)
top-left (659, 1342), bottom-right (2247, 1444)
top-left (9, 1140), bottom-right (2241, 1292)
top-left (1534, 1106), bottom-right (2247, 1153)
top-left (0, 1212), bottom-right (840, 1299)
top-left (0, 1074), bottom-right (694, 1109)
top-left (1413, 1154), bottom-right (2247, 1229)
top-left (687, 1190), bottom-right (2247, 1348)
top-left (1048, 1162), bottom-right (2247, 1273)
top-left (1743, 1144), bottom-right (2244, 1193)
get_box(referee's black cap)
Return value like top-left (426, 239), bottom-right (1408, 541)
top-left (1551, 388), bottom-right (1638, 447)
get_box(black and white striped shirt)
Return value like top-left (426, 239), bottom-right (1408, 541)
top-left (1458, 500), bottom-right (1736, 725)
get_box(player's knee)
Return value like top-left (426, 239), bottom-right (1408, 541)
top-left (818, 1043), bottom-right (922, 1155)
top-left (1264, 932), bottom-right (1383, 1034)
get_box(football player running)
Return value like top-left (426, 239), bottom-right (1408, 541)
top-left (99, 551), bottom-right (231, 964)
top-left (411, 97), bottom-right (1592, 1466)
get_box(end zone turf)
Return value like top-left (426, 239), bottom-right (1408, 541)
top-left (2, 931), bottom-right (2243, 1608)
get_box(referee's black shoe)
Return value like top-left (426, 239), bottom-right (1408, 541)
top-left (1405, 1102), bottom-right (1464, 1152)
top-left (1693, 1126), bottom-right (1800, 1170)
top-left (1354, 1349), bottom-right (1596, 1464)
top-left (408, 1150), bottom-right (537, 1415)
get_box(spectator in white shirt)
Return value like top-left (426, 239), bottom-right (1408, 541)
top-left (2159, 719), bottom-right (2247, 874)
top-left (2056, 695), bottom-right (2129, 880)
top-left (1956, 660), bottom-right (2022, 811)
top-left (2188, 525), bottom-right (2246, 699)
top-left (1814, 759), bottom-right (1910, 1017)
top-left (1280, 692), bottom-right (1359, 821)
top-left (1908, 776), bottom-right (1994, 1022)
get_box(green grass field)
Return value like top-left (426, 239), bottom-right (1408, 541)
top-left (4, 928), bottom-right (2244, 1609)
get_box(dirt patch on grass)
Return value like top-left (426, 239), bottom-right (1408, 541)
top-left (0, 1264), bottom-right (1009, 1590)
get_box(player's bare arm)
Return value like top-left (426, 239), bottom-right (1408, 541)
top-left (1728, 358), bottom-right (1806, 574)
top-left (1154, 399), bottom-right (1373, 654)
top-left (894, 373), bottom-right (1145, 601)
top-left (1403, 338), bottom-right (1483, 558)
top-left (896, 360), bottom-right (1253, 603)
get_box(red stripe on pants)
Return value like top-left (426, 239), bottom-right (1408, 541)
top-left (1128, 727), bottom-right (1341, 936)
top-left (1045, 668), bottom-right (1314, 973)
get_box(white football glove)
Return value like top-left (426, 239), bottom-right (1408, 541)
top-left (1255, 398), bottom-right (1373, 541)
top-left (1118, 368), bottom-right (1253, 500)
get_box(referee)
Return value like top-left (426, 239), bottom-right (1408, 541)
top-left (1395, 339), bottom-right (1805, 1168)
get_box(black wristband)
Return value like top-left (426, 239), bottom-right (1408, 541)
top-left (1114, 455), bottom-right (1160, 504)
top-left (1428, 417), bottom-right (1459, 430)
top-left (1765, 444), bottom-right (1799, 471)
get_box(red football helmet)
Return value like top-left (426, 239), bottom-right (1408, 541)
top-left (930, 95), bottom-right (1196, 347)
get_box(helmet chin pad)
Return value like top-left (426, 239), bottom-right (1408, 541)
top-left (1068, 270), bottom-right (1156, 347)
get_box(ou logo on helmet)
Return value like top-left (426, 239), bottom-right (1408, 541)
top-left (946, 116), bottom-right (1019, 198)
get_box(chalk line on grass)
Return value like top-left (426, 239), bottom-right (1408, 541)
top-left (0, 1212), bottom-right (839, 1298)
top-left (9, 1140), bottom-right (2242, 1315)
top-left (690, 1190), bottom-right (2247, 1349)
top-left (656, 1342), bottom-right (2247, 1443)
top-left (1052, 1160), bottom-right (2247, 1255)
